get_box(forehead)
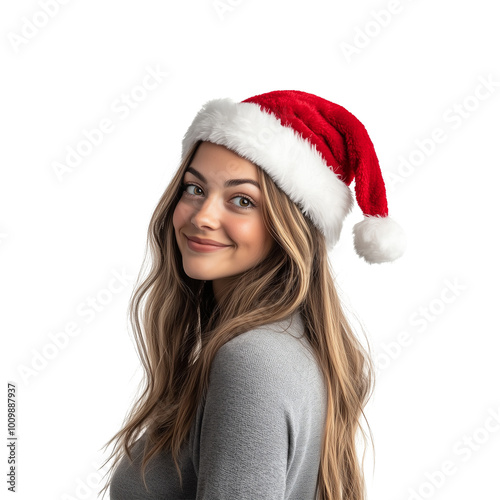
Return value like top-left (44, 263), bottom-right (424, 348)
top-left (186, 141), bottom-right (259, 181)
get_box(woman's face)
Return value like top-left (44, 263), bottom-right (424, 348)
top-left (173, 141), bottom-right (275, 302)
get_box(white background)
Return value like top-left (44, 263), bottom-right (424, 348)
top-left (1, 0), bottom-right (499, 499)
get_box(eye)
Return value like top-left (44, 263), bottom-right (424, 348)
top-left (182, 183), bottom-right (203, 196)
top-left (181, 183), bottom-right (257, 210)
top-left (231, 195), bottom-right (256, 209)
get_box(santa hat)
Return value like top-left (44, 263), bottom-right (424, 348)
top-left (181, 90), bottom-right (406, 264)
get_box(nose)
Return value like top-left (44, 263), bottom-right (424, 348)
top-left (190, 195), bottom-right (222, 230)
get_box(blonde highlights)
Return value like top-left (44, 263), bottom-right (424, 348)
top-left (99, 140), bottom-right (376, 500)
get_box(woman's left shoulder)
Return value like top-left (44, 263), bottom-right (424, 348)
top-left (214, 311), bottom-right (322, 392)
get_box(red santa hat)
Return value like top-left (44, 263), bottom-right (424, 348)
top-left (181, 90), bottom-right (406, 264)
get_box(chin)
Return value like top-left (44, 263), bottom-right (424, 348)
top-left (182, 265), bottom-right (215, 282)
top-left (183, 269), bottom-right (205, 281)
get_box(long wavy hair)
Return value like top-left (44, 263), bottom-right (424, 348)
top-left (99, 139), bottom-right (376, 500)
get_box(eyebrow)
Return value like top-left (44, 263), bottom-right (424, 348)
top-left (185, 166), bottom-right (261, 190)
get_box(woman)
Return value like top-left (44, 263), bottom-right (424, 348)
top-left (100, 90), bottom-right (406, 500)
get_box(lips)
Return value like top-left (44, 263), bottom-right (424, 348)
top-left (185, 235), bottom-right (230, 247)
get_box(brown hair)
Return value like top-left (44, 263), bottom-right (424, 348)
top-left (99, 140), bottom-right (376, 499)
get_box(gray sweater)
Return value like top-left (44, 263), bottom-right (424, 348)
top-left (109, 311), bottom-right (327, 499)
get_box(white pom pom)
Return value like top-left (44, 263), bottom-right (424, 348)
top-left (352, 216), bottom-right (407, 264)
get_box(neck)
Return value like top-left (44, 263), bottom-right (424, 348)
top-left (211, 277), bottom-right (236, 305)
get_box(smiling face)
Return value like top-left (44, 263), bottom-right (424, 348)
top-left (173, 141), bottom-right (275, 302)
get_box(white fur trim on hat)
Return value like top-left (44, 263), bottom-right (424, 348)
top-left (181, 98), bottom-right (353, 250)
top-left (352, 216), bottom-right (407, 264)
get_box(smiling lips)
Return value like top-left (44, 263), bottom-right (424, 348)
top-left (185, 235), bottom-right (231, 252)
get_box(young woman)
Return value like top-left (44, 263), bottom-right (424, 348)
top-left (100, 90), bottom-right (406, 500)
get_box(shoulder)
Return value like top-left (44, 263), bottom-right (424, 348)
top-left (210, 311), bottom-right (323, 401)
top-left (189, 312), bottom-right (327, 494)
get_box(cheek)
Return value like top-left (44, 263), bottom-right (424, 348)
top-left (229, 218), bottom-right (268, 247)
top-left (172, 201), bottom-right (189, 231)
